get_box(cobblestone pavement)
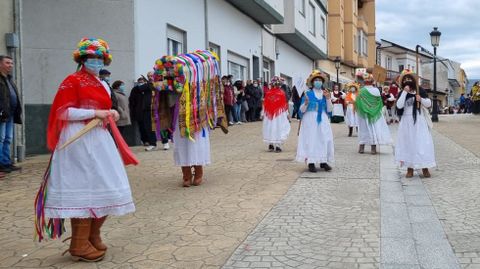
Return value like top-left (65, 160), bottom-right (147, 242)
top-left (0, 120), bottom-right (306, 269)
top-left (223, 127), bottom-right (381, 269)
top-left (1, 114), bottom-right (479, 268)
top-left (424, 115), bottom-right (480, 269)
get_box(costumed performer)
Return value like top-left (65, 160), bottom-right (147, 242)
top-left (35, 38), bottom-right (137, 262)
top-left (395, 69), bottom-right (435, 178)
top-left (381, 86), bottom-right (396, 124)
top-left (262, 76), bottom-right (291, 152)
top-left (355, 70), bottom-right (392, 154)
top-left (345, 82), bottom-right (359, 137)
top-left (331, 83), bottom-right (345, 123)
top-left (296, 70), bottom-right (334, 172)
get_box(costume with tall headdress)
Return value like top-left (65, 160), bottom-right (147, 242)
top-left (34, 38), bottom-right (137, 261)
top-left (296, 70), bottom-right (334, 171)
top-left (395, 69), bottom-right (435, 175)
top-left (344, 82), bottom-right (360, 135)
top-left (152, 50), bottom-right (228, 187)
top-left (355, 70), bottom-right (392, 153)
top-left (262, 76), bottom-right (291, 151)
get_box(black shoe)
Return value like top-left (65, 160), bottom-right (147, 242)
top-left (268, 144), bottom-right (274, 152)
top-left (308, 163), bottom-right (317, 173)
top-left (275, 147), bottom-right (282, 153)
top-left (320, 163), bottom-right (332, 171)
top-left (8, 164), bottom-right (21, 171)
top-left (0, 165), bottom-right (12, 173)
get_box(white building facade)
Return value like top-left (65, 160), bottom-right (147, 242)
top-left (16, 0), bottom-right (328, 154)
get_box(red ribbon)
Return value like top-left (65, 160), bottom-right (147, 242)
top-left (107, 116), bottom-right (139, 166)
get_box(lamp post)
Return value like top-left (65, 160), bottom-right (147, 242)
top-left (430, 27), bottom-right (441, 122)
top-left (334, 56), bottom-right (341, 86)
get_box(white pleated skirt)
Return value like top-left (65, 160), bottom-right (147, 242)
top-left (395, 112), bottom-right (436, 168)
top-left (173, 120), bottom-right (211, 166)
top-left (296, 111), bottom-right (334, 164)
top-left (262, 111), bottom-right (291, 144)
top-left (46, 122), bottom-right (135, 219)
top-left (357, 114), bottom-right (392, 145)
top-left (345, 105), bottom-right (357, 127)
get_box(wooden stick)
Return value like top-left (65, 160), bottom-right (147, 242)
top-left (58, 118), bottom-right (102, 150)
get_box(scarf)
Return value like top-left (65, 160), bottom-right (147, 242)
top-left (263, 87), bottom-right (288, 119)
top-left (299, 89), bottom-right (328, 124)
top-left (356, 87), bottom-right (383, 123)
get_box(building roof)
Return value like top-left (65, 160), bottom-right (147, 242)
top-left (378, 39), bottom-right (432, 59)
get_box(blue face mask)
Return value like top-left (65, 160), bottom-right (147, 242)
top-left (103, 76), bottom-right (111, 83)
top-left (84, 58), bottom-right (104, 75)
top-left (119, 84), bottom-right (126, 92)
top-left (313, 80), bottom-right (323, 89)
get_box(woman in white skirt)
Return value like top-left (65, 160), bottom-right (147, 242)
top-left (38, 38), bottom-right (136, 262)
top-left (331, 84), bottom-right (345, 123)
top-left (355, 71), bottom-right (392, 154)
top-left (263, 76), bottom-right (291, 152)
top-left (345, 82), bottom-right (359, 137)
top-left (395, 70), bottom-right (435, 178)
top-left (296, 70), bottom-right (334, 172)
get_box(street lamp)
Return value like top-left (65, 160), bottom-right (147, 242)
top-left (334, 56), bottom-right (341, 86)
top-left (430, 27), bottom-right (441, 122)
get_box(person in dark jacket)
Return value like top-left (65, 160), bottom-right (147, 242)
top-left (0, 55), bottom-right (22, 174)
top-left (129, 74), bottom-right (157, 150)
top-left (99, 69), bottom-right (119, 111)
top-left (291, 86), bottom-right (301, 119)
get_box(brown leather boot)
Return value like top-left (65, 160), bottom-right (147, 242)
top-left (193, 165), bottom-right (203, 186)
top-left (371, 145), bottom-right (377, 155)
top-left (67, 218), bottom-right (105, 262)
top-left (89, 217), bottom-right (107, 251)
top-left (358, 144), bottom-right (365, 154)
top-left (181, 166), bottom-right (192, 187)
top-left (422, 168), bottom-right (431, 178)
top-left (406, 168), bottom-right (414, 178)
top-left (348, 127), bottom-right (353, 137)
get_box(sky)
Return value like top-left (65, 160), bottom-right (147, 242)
top-left (376, 0), bottom-right (480, 79)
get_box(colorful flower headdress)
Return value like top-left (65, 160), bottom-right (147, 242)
top-left (73, 38), bottom-right (112, 65)
top-left (270, 76), bottom-right (285, 86)
top-left (355, 69), bottom-right (374, 82)
top-left (153, 56), bottom-right (185, 93)
top-left (345, 82), bottom-right (360, 91)
top-left (397, 69), bottom-right (418, 85)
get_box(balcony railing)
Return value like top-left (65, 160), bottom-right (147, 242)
top-left (385, 69), bottom-right (431, 89)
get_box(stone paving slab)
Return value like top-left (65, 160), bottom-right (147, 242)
top-left (223, 132), bottom-right (381, 269)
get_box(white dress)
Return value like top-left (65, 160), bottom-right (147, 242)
top-left (345, 94), bottom-right (357, 127)
top-left (296, 89), bottom-right (334, 164)
top-left (263, 111), bottom-right (291, 145)
top-left (45, 81), bottom-right (135, 219)
top-left (395, 91), bottom-right (436, 168)
top-left (357, 86), bottom-right (393, 145)
top-left (173, 119), bottom-right (211, 166)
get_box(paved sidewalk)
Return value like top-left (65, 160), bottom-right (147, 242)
top-left (1, 115), bottom-right (479, 268)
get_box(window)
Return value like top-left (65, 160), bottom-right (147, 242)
top-left (321, 17), bottom-right (326, 37)
top-left (399, 65), bottom-right (404, 72)
top-left (308, 2), bottom-right (315, 36)
top-left (386, 56), bottom-right (392, 70)
top-left (357, 30), bottom-right (362, 54)
top-left (228, 61), bottom-right (247, 82)
top-left (208, 42), bottom-right (221, 71)
top-left (227, 51), bottom-right (249, 81)
top-left (298, 0), bottom-right (306, 16)
top-left (167, 25), bottom-right (186, 55)
top-left (263, 59), bottom-right (272, 83)
top-left (354, 34), bottom-right (357, 52)
top-left (362, 36), bottom-right (368, 56)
